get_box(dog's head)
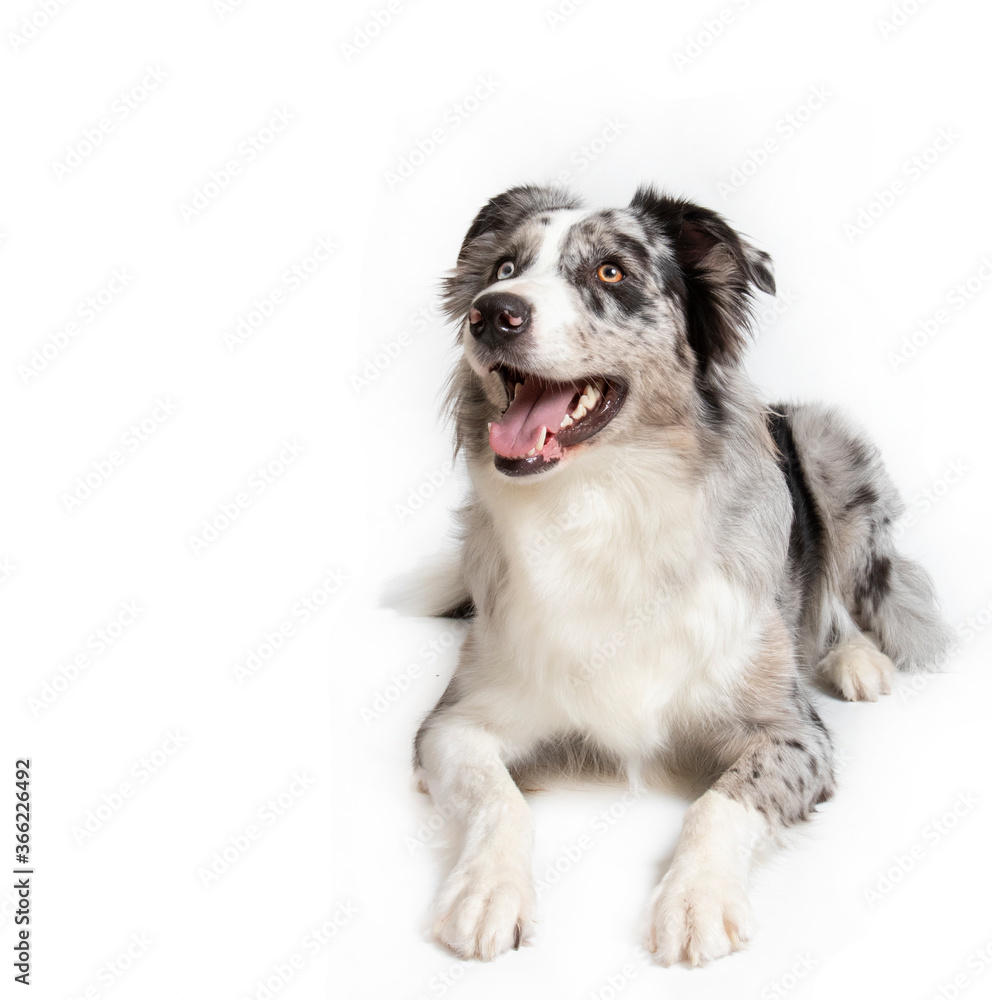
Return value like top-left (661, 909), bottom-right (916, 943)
top-left (443, 185), bottom-right (775, 478)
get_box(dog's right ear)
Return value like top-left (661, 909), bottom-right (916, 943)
top-left (443, 185), bottom-right (581, 321)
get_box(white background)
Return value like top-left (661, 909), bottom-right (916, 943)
top-left (2, 1), bottom-right (991, 998)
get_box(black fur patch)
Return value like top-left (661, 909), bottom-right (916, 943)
top-left (854, 553), bottom-right (892, 618)
top-left (629, 186), bottom-right (775, 372)
top-left (768, 409), bottom-right (825, 607)
top-left (844, 483), bottom-right (878, 513)
top-left (697, 376), bottom-right (729, 426)
top-left (442, 598), bottom-right (476, 620)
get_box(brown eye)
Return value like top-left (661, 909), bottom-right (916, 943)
top-left (597, 263), bottom-right (624, 283)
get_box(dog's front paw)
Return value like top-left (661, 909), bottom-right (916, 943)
top-left (818, 638), bottom-right (894, 701)
top-left (646, 867), bottom-right (753, 967)
top-left (433, 854), bottom-right (535, 961)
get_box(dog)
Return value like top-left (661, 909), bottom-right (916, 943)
top-left (410, 184), bottom-right (952, 965)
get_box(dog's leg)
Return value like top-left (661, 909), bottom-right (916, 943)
top-left (415, 708), bottom-right (535, 961)
top-left (647, 702), bottom-right (834, 966)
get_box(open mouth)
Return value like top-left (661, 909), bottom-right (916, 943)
top-left (487, 365), bottom-right (628, 477)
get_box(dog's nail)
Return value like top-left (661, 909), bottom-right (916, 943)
top-left (513, 922), bottom-right (521, 950)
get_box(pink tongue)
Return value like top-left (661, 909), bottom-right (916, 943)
top-left (489, 378), bottom-right (577, 458)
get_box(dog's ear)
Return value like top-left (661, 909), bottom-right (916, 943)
top-left (443, 185), bottom-right (581, 321)
top-left (629, 186), bottom-right (775, 369)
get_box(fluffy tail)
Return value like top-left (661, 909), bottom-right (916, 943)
top-left (381, 548), bottom-right (474, 619)
top-left (776, 401), bottom-right (953, 673)
top-left (854, 550), bottom-right (954, 671)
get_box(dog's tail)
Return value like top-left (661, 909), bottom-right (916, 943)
top-left (773, 401), bottom-right (954, 672)
top-left (381, 548), bottom-right (475, 619)
top-left (854, 550), bottom-right (954, 671)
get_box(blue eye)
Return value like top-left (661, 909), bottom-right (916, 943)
top-left (496, 260), bottom-right (515, 280)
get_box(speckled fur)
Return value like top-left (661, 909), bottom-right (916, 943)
top-left (411, 185), bottom-right (952, 964)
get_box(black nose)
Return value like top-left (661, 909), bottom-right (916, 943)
top-left (468, 292), bottom-right (532, 350)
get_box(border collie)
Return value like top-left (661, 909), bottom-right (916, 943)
top-left (411, 185), bottom-right (951, 965)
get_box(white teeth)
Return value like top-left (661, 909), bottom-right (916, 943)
top-left (570, 383), bottom-right (600, 421)
top-left (514, 382), bottom-right (523, 398)
top-left (559, 413), bottom-right (574, 429)
top-left (515, 427), bottom-right (547, 459)
top-left (582, 384), bottom-right (601, 409)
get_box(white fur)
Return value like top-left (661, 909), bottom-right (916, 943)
top-left (646, 790), bottom-right (768, 965)
top-left (818, 633), bottom-right (895, 701)
top-left (462, 445), bottom-right (764, 764)
top-left (418, 720), bottom-right (535, 959)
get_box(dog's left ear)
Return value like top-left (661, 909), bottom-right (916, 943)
top-left (630, 186), bottom-right (775, 369)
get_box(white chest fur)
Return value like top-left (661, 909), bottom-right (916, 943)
top-left (467, 452), bottom-right (761, 760)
